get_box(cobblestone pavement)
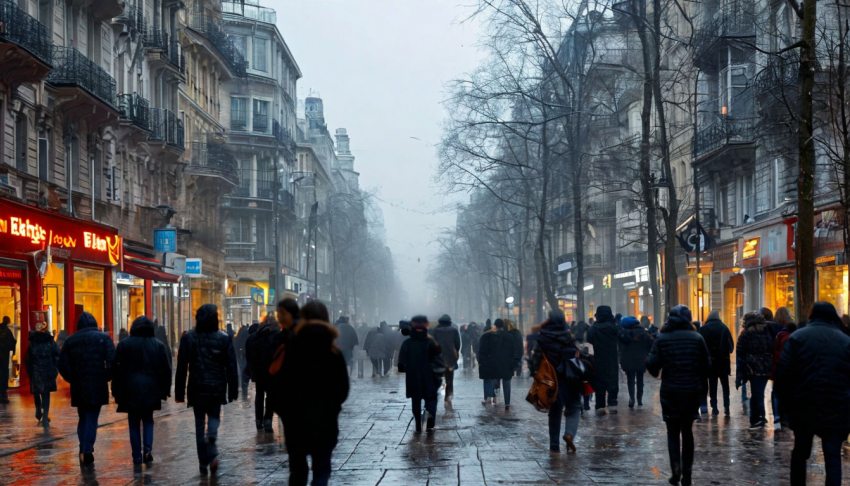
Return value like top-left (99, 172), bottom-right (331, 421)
top-left (1, 363), bottom-right (848, 485)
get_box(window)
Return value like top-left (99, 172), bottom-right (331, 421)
top-left (252, 38), bottom-right (268, 72)
top-left (252, 99), bottom-right (269, 133)
top-left (69, 136), bottom-right (80, 191)
top-left (231, 97), bottom-right (248, 131)
top-left (229, 217), bottom-right (251, 242)
top-left (232, 35), bottom-right (247, 59)
top-left (719, 65), bottom-right (753, 117)
top-left (38, 130), bottom-right (49, 181)
top-left (15, 114), bottom-right (27, 172)
top-left (92, 152), bottom-right (102, 200)
top-left (738, 172), bottom-right (755, 224)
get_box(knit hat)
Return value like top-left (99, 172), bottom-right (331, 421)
top-left (411, 315), bottom-right (429, 330)
top-left (438, 314), bottom-right (452, 324)
top-left (620, 316), bottom-right (640, 329)
top-left (809, 302), bottom-right (841, 324)
top-left (595, 306), bottom-right (614, 321)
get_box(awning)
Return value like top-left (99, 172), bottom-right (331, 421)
top-left (123, 251), bottom-right (181, 283)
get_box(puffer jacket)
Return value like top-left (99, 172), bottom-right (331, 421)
top-left (25, 330), bottom-right (59, 394)
top-left (586, 313), bottom-right (620, 382)
top-left (112, 316), bottom-right (172, 413)
top-left (364, 327), bottom-right (389, 359)
top-left (736, 316), bottom-right (774, 381)
top-left (698, 318), bottom-right (734, 376)
top-left (57, 313), bottom-right (116, 408)
top-left (245, 320), bottom-right (281, 385)
top-left (433, 321), bottom-right (461, 368)
top-left (175, 305), bottom-right (238, 406)
top-left (646, 310), bottom-right (711, 395)
top-left (478, 330), bottom-right (518, 380)
top-left (618, 317), bottom-right (652, 372)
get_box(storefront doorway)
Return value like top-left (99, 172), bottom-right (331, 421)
top-left (765, 267), bottom-right (796, 319)
top-left (723, 274), bottom-right (744, 340)
top-left (0, 275), bottom-right (22, 389)
top-left (818, 264), bottom-right (848, 317)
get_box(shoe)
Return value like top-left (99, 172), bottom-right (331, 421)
top-left (628, 399), bottom-right (635, 408)
top-left (42, 418), bottom-right (50, 427)
top-left (712, 408), bottom-right (720, 416)
top-left (445, 393), bottom-right (453, 402)
top-left (595, 408), bottom-right (607, 416)
top-left (425, 411), bottom-right (435, 430)
top-left (608, 407), bottom-right (618, 415)
top-left (584, 403), bottom-right (591, 411)
top-left (505, 405), bottom-right (511, 412)
top-left (637, 399), bottom-right (643, 407)
top-left (143, 452), bottom-right (154, 463)
top-left (263, 419), bottom-right (273, 433)
top-left (255, 420), bottom-right (263, 431)
top-left (749, 420), bottom-right (766, 430)
top-left (669, 464), bottom-right (682, 485)
top-left (199, 466), bottom-right (208, 477)
top-left (774, 422), bottom-right (782, 430)
top-left (563, 434), bottom-right (576, 453)
top-left (81, 453), bottom-right (94, 465)
top-left (481, 398), bottom-right (492, 406)
top-left (725, 408), bottom-right (731, 416)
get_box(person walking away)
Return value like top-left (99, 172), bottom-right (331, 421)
top-left (225, 323), bottom-right (235, 341)
top-left (433, 314), bottom-right (460, 402)
top-left (506, 320), bottom-right (524, 377)
top-left (526, 326), bottom-right (540, 376)
top-left (531, 310), bottom-right (583, 453)
top-left (118, 327), bottom-right (129, 342)
top-left (469, 322), bottom-right (482, 368)
top-left (234, 324), bottom-right (250, 393)
top-left (586, 306), bottom-right (620, 415)
top-left (365, 323), bottom-right (389, 376)
top-left (618, 316), bottom-right (652, 408)
top-left (775, 302), bottom-right (850, 486)
top-left (771, 306), bottom-right (796, 428)
top-left (175, 304), bottom-right (238, 476)
top-left (698, 311), bottom-right (734, 416)
top-left (398, 315), bottom-right (441, 432)
top-left (279, 301), bottom-right (349, 486)
top-left (642, 316), bottom-right (659, 338)
top-left (334, 316), bottom-right (359, 376)
top-left (154, 319), bottom-right (170, 351)
top-left (25, 320), bottom-right (59, 425)
top-left (573, 320), bottom-right (589, 343)
top-left (246, 313), bottom-right (280, 433)
top-left (479, 319), bottom-right (518, 409)
top-left (55, 329), bottom-right (68, 350)
top-left (0, 316), bottom-right (17, 404)
top-left (379, 321), bottom-right (395, 374)
top-left (460, 324), bottom-right (472, 369)
top-left (646, 305), bottom-right (711, 486)
top-left (736, 311), bottom-right (774, 429)
top-left (57, 312), bottom-right (115, 464)
top-left (112, 316), bottom-right (172, 465)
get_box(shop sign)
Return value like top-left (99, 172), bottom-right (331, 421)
top-left (742, 237), bottom-right (760, 263)
top-left (0, 268), bottom-right (22, 280)
top-left (816, 254), bottom-right (838, 267)
top-left (636, 266), bottom-right (650, 282)
top-left (602, 275), bottom-right (612, 289)
top-left (614, 270), bottom-right (634, 280)
top-left (185, 258), bottom-right (202, 275)
top-left (153, 228), bottom-right (177, 252)
top-left (251, 287), bottom-right (265, 304)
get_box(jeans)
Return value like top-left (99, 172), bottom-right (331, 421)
top-left (444, 368), bottom-right (455, 398)
top-left (548, 384), bottom-right (582, 451)
top-left (128, 411), bottom-right (154, 463)
top-left (76, 406), bottom-right (101, 454)
top-left (708, 372), bottom-right (730, 412)
top-left (0, 357), bottom-right (8, 397)
top-left (483, 378), bottom-right (512, 405)
top-left (666, 418), bottom-right (695, 483)
top-left (790, 428), bottom-right (849, 486)
top-left (289, 450), bottom-right (332, 486)
top-left (193, 399), bottom-right (221, 466)
top-left (411, 396), bottom-right (437, 430)
top-left (34, 392), bottom-right (51, 419)
top-left (625, 370), bottom-right (644, 404)
top-left (771, 387), bottom-right (779, 420)
top-left (255, 381), bottom-right (274, 424)
top-left (595, 376), bottom-right (619, 409)
top-left (748, 376), bottom-right (768, 425)
top-left (741, 381), bottom-right (749, 403)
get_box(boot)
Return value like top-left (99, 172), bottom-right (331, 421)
top-left (255, 420), bottom-right (263, 431)
top-left (668, 463), bottom-right (681, 485)
top-left (425, 411), bottom-right (435, 430)
top-left (628, 398), bottom-right (635, 408)
top-left (263, 419), bottom-right (273, 433)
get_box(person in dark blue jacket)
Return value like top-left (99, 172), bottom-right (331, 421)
top-left (398, 315), bottom-right (441, 432)
top-left (618, 316), bottom-right (652, 408)
top-left (25, 321), bottom-right (60, 426)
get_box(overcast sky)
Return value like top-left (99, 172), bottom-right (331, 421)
top-left (273, 0), bottom-right (484, 314)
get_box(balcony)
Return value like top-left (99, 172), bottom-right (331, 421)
top-left (0, 0), bottom-right (53, 86)
top-left (754, 57), bottom-right (796, 97)
top-left (114, 3), bottom-right (146, 35)
top-left (233, 169), bottom-right (276, 199)
top-left (695, 117), bottom-right (756, 159)
top-left (149, 108), bottom-right (184, 150)
top-left (47, 47), bottom-right (117, 110)
top-left (225, 241), bottom-right (274, 263)
top-left (222, 0), bottom-right (276, 24)
top-left (116, 93), bottom-right (150, 131)
top-left (187, 9), bottom-right (247, 77)
top-left (189, 141), bottom-right (239, 185)
top-left (273, 120), bottom-right (296, 159)
top-left (693, 3), bottom-right (756, 71)
top-left (143, 29), bottom-right (185, 73)
top-left (231, 109), bottom-right (247, 131)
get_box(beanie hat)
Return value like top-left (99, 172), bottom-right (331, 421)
top-left (620, 316), bottom-right (640, 329)
top-left (438, 314), bottom-right (452, 324)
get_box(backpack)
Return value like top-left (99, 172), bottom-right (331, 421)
top-left (526, 353), bottom-right (559, 412)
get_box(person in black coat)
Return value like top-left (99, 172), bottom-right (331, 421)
top-left (506, 320), bottom-right (524, 376)
top-left (586, 306), bottom-right (620, 414)
top-left (460, 324), bottom-right (473, 369)
top-left (25, 321), bottom-right (59, 426)
top-left (479, 319), bottom-right (519, 409)
top-left (112, 316), bottom-right (172, 465)
top-left (736, 311), bottom-right (774, 428)
top-left (698, 311), bottom-right (734, 416)
top-left (0, 316), bottom-right (17, 404)
top-left (398, 315), bottom-right (441, 432)
top-left (279, 301), bottom-right (349, 486)
top-left (234, 324), bottom-right (250, 392)
top-left (433, 314), bottom-right (461, 401)
top-left (57, 312), bottom-right (116, 464)
top-left (118, 327), bottom-right (129, 342)
top-left (334, 315), bottom-right (359, 375)
top-left (618, 316), bottom-right (652, 408)
top-left (572, 320), bottom-right (589, 343)
top-left (468, 322), bottom-right (482, 366)
top-left (646, 305), bottom-right (711, 486)
top-left (775, 302), bottom-right (850, 486)
top-left (175, 304), bottom-right (238, 476)
top-left (246, 314), bottom-right (281, 433)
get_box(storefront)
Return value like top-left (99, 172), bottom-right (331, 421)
top-left (119, 251), bottom-right (181, 346)
top-left (816, 255), bottom-right (848, 316)
top-left (0, 197), bottom-right (121, 388)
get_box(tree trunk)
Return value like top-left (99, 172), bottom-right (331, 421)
top-left (837, 4), bottom-right (850, 315)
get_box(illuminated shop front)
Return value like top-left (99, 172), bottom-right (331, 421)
top-left (764, 267), bottom-right (796, 318)
top-left (816, 255), bottom-right (849, 317)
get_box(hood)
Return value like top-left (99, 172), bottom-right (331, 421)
top-left (743, 311), bottom-right (766, 330)
top-left (438, 314), bottom-right (452, 325)
top-left (195, 304), bottom-right (219, 333)
top-left (707, 310), bottom-right (721, 322)
top-left (76, 312), bottom-right (98, 330)
top-left (28, 330), bottom-right (54, 343)
top-left (293, 319), bottom-right (340, 350)
top-left (809, 302), bottom-right (841, 326)
top-left (592, 318), bottom-right (620, 336)
top-left (595, 306), bottom-right (614, 322)
top-left (663, 305), bottom-right (694, 332)
top-left (621, 316), bottom-right (640, 329)
top-left (130, 316), bottom-right (156, 337)
top-left (337, 316), bottom-right (350, 324)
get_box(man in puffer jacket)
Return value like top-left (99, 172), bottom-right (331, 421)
top-left (57, 312), bottom-right (115, 465)
top-left (698, 311), bottom-right (734, 416)
top-left (433, 314), bottom-right (461, 402)
top-left (775, 302), bottom-right (850, 486)
top-left (618, 316), bottom-right (652, 408)
top-left (736, 311), bottom-right (774, 429)
top-left (586, 306), bottom-right (620, 415)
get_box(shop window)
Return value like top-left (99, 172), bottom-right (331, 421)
top-left (74, 267), bottom-right (105, 332)
top-left (0, 280), bottom-right (21, 389)
top-left (818, 265), bottom-right (848, 317)
top-left (43, 263), bottom-right (65, 337)
top-left (117, 274), bottom-right (144, 340)
top-left (765, 268), bottom-right (796, 319)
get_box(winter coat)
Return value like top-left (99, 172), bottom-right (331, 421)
top-left (586, 316), bottom-right (620, 386)
top-left (698, 318), bottom-right (734, 376)
top-left (154, 325), bottom-right (170, 350)
top-left (468, 324), bottom-right (482, 354)
top-left (112, 317), bottom-right (172, 414)
top-left (398, 327), bottom-right (441, 399)
top-left (771, 328), bottom-right (794, 380)
top-left (278, 320), bottom-right (349, 455)
top-left (508, 328), bottom-right (524, 368)
top-left (118, 329), bottom-right (129, 342)
top-left (0, 324), bottom-right (16, 357)
top-left (618, 319), bottom-right (652, 372)
top-left (573, 322), bottom-right (590, 343)
top-left (364, 327), bottom-right (389, 359)
top-left (736, 322), bottom-right (774, 382)
top-left (335, 319), bottom-right (359, 352)
top-left (25, 330), bottom-right (59, 394)
top-left (234, 326), bottom-right (249, 362)
top-left (478, 330), bottom-right (518, 380)
top-left (245, 321), bottom-right (281, 386)
top-left (531, 319), bottom-right (578, 372)
top-left (765, 321), bottom-right (784, 340)
top-left (174, 305), bottom-right (238, 406)
top-left (57, 313), bottom-right (116, 408)
top-left (775, 316), bottom-right (850, 432)
top-left (460, 328), bottom-right (472, 356)
top-left (433, 322), bottom-right (461, 368)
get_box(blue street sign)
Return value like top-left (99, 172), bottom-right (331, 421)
top-left (185, 258), bottom-right (202, 275)
top-left (154, 228), bottom-right (177, 252)
top-left (251, 287), bottom-right (265, 304)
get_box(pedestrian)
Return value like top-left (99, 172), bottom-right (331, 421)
top-left (24, 319), bottom-right (59, 425)
top-left (618, 316), bottom-right (652, 408)
top-left (118, 327), bottom-right (129, 342)
top-left (484, 318), bottom-right (492, 332)
top-left (334, 315), bottom-right (359, 376)
top-left (433, 314), bottom-right (460, 402)
top-left (398, 315), bottom-right (441, 432)
top-left (469, 321), bottom-right (482, 367)
top-left (234, 323), bottom-right (250, 392)
top-left (573, 320), bottom-right (589, 343)
top-left (154, 318), bottom-right (170, 350)
top-left (698, 310), bottom-right (734, 416)
top-left (175, 304), bottom-right (238, 476)
top-left (531, 310), bottom-right (584, 453)
top-left (736, 311), bottom-right (774, 429)
top-left (586, 306), bottom-right (620, 415)
top-left (278, 301), bottom-right (349, 486)
top-left (112, 316), bottom-right (172, 465)
top-left (760, 307), bottom-right (784, 339)
top-left (56, 329), bottom-right (68, 350)
top-left (0, 316), bottom-right (17, 404)
top-left (526, 326), bottom-right (540, 376)
top-left (479, 319), bottom-right (519, 409)
top-left (57, 312), bottom-right (116, 464)
top-left (364, 322), bottom-right (389, 376)
top-left (646, 305), bottom-right (711, 486)
top-left (460, 324), bottom-right (472, 369)
top-left (505, 319), bottom-right (524, 377)
top-left (226, 323), bottom-right (235, 341)
top-left (775, 302), bottom-right (850, 486)
top-left (771, 307), bottom-right (796, 429)
top-left (246, 313), bottom-right (280, 433)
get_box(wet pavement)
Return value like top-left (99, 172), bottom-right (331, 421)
top-left (1, 363), bottom-right (848, 485)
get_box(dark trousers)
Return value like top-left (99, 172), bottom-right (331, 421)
top-left (708, 372), bottom-right (730, 412)
top-left (289, 450), bottom-right (332, 486)
top-left (76, 406), bottom-right (101, 454)
top-left (371, 358), bottom-right (390, 375)
top-left (128, 410), bottom-right (154, 463)
top-left (666, 418), bottom-right (695, 482)
top-left (749, 376), bottom-right (769, 425)
top-left (462, 352), bottom-right (472, 369)
top-left (255, 381), bottom-right (274, 424)
top-left (791, 428), bottom-right (849, 486)
top-left (625, 370), bottom-right (644, 403)
top-left (444, 368), bottom-right (455, 398)
top-left (411, 396), bottom-right (437, 430)
top-left (0, 358), bottom-right (9, 397)
top-left (595, 374), bottom-right (619, 409)
top-left (192, 399), bottom-right (221, 466)
top-left (34, 392), bottom-right (51, 419)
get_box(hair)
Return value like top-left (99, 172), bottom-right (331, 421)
top-left (494, 318), bottom-right (505, 329)
top-left (774, 307), bottom-right (793, 326)
top-left (743, 311), bottom-right (766, 328)
top-left (301, 301), bottom-right (330, 322)
top-left (504, 319), bottom-right (517, 331)
top-left (759, 307), bottom-right (774, 322)
top-left (277, 298), bottom-right (300, 321)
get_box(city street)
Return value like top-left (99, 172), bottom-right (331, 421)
top-left (0, 364), bottom-right (846, 485)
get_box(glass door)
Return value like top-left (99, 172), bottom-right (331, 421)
top-left (0, 283), bottom-right (22, 388)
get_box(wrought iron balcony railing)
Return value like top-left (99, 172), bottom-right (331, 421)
top-left (272, 120), bottom-right (297, 157)
top-left (252, 113), bottom-right (268, 133)
top-left (149, 108), bottom-right (184, 149)
top-left (231, 109), bottom-right (247, 131)
top-left (0, 0), bottom-right (53, 66)
top-left (225, 242), bottom-right (274, 262)
top-left (188, 9), bottom-right (247, 76)
top-left (695, 117), bottom-right (756, 158)
top-left (115, 3), bottom-right (146, 35)
top-left (117, 93), bottom-right (150, 130)
top-left (47, 47), bottom-right (116, 107)
top-left (693, 3), bottom-right (756, 64)
top-left (233, 169), bottom-right (276, 198)
top-left (189, 141), bottom-right (239, 184)
top-left (222, 0), bottom-right (276, 24)
top-left (754, 57), bottom-right (797, 95)
top-left (143, 29), bottom-right (185, 72)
